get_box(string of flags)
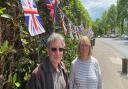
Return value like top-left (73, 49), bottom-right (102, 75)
top-left (46, 0), bottom-right (59, 24)
top-left (86, 28), bottom-right (94, 38)
top-left (20, 0), bottom-right (94, 39)
top-left (60, 10), bottom-right (67, 35)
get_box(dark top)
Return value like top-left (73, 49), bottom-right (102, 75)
top-left (30, 57), bottom-right (69, 89)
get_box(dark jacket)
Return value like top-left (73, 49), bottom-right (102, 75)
top-left (30, 58), bottom-right (69, 89)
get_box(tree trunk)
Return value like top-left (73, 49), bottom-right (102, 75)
top-left (121, 19), bottom-right (124, 34)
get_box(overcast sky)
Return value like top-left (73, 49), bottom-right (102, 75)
top-left (81, 0), bottom-right (117, 21)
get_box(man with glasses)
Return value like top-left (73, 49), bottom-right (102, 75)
top-left (30, 32), bottom-right (69, 89)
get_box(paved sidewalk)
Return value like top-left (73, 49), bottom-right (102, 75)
top-left (93, 38), bottom-right (128, 89)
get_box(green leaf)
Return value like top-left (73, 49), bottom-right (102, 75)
top-left (0, 8), bottom-right (6, 14)
top-left (1, 14), bottom-right (12, 19)
top-left (15, 82), bottom-right (21, 87)
top-left (13, 73), bottom-right (17, 83)
top-left (6, 2), bottom-right (11, 6)
top-left (21, 39), bottom-right (29, 44)
top-left (24, 72), bottom-right (30, 81)
top-left (0, 41), bottom-right (9, 54)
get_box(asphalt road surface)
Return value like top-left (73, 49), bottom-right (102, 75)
top-left (93, 38), bottom-right (128, 89)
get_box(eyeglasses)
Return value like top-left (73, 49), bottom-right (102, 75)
top-left (51, 48), bottom-right (65, 52)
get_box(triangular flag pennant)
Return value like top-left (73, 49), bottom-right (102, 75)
top-left (69, 23), bottom-right (74, 40)
top-left (74, 26), bottom-right (78, 40)
top-left (20, 0), bottom-right (45, 36)
top-left (86, 28), bottom-right (94, 38)
top-left (60, 12), bottom-right (67, 35)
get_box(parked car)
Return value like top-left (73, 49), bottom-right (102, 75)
top-left (110, 34), bottom-right (116, 38)
top-left (97, 35), bottom-right (101, 38)
top-left (121, 34), bottom-right (128, 40)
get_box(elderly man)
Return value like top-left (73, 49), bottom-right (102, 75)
top-left (30, 32), bottom-right (69, 89)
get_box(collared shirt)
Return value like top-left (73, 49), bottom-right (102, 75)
top-left (50, 63), bottom-right (66, 89)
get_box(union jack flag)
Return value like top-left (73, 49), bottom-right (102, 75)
top-left (20, 0), bottom-right (45, 36)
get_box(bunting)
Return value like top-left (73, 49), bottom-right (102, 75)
top-left (86, 28), bottom-right (94, 38)
top-left (20, 0), bottom-right (45, 36)
top-left (47, 0), bottom-right (58, 24)
top-left (69, 23), bottom-right (74, 40)
top-left (73, 26), bottom-right (79, 40)
top-left (61, 14), bottom-right (67, 35)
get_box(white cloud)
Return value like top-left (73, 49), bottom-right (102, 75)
top-left (82, 0), bottom-right (117, 10)
top-left (81, 0), bottom-right (117, 21)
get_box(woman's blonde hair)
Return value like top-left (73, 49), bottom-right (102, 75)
top-left (77, 36), bottom-right (92, 58)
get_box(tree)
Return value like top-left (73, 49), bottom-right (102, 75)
top-left (117, 0), bottom-right (128, 34)
top-left (93, 4), bottom-right (117, 36)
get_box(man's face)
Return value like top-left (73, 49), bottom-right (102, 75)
top-left (48, 40), bottom-right (64, 69)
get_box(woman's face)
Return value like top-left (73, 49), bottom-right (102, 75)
top-left (79, 40), bottom-right (90, 59)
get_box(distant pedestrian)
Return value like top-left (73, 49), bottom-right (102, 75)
top-left (70, 36), bottom-right (102, 89)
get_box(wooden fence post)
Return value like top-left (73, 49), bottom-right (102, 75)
top-left (122, 58), bottom-right (128, 74)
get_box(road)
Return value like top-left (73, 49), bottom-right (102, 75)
top-left (97, 38), bottom-right (128, 58)
top-left (93, 38), bottom-right (128, 89)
